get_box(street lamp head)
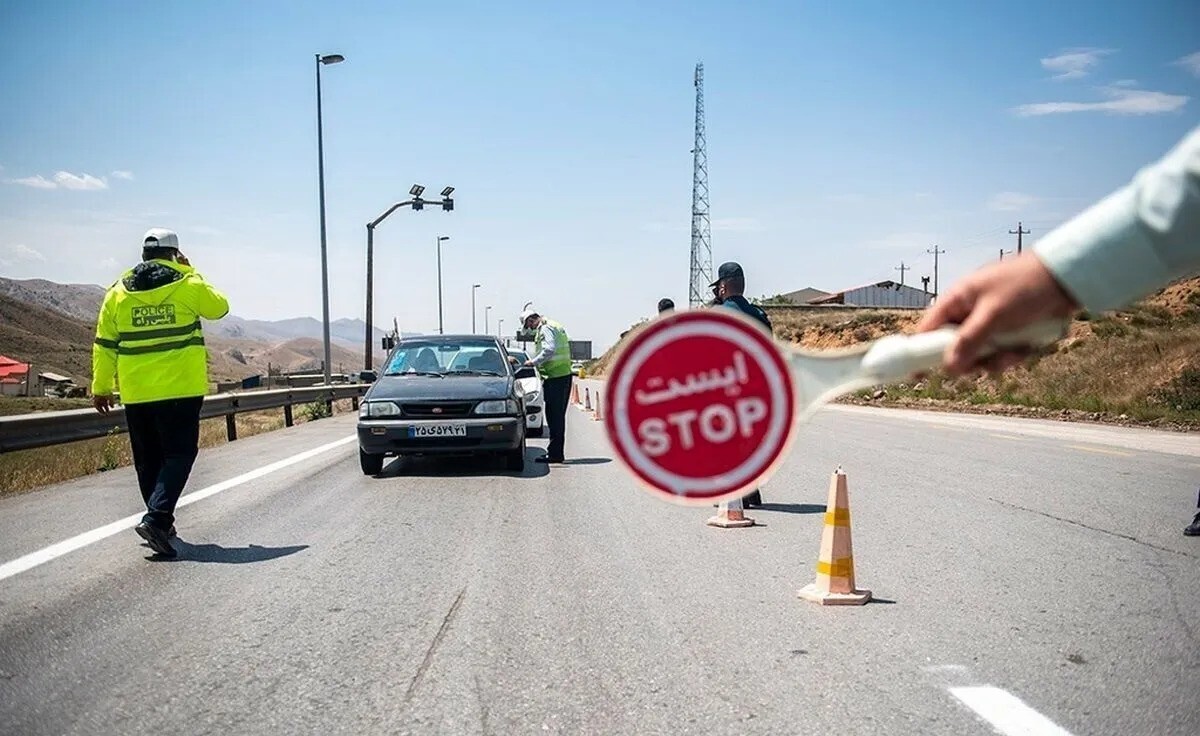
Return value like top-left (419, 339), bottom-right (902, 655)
top-left (409, 184), bottom-right (425, 198)
top-left (440, 186), bottom-right (455, 197)
top-left (319, 54), bottom-right (345, 65)
top-left (438, 235), bottom-right (450, 243)
top-left (473, 283), bottom-right (481, 288)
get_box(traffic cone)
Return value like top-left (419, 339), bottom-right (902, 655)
top-left (593, 389), bottom-right (603, 421)
top-left (584, 387), bottom-right (592, 411)
top-left (798, 467), bottom-right (871, 605)
top-left (570, 383), bottom-right (581, 405)
top-left (706, 496), bottom-right (755, 529)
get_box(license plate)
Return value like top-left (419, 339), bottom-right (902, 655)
top-left (408, 423), bottom-right (468, 438)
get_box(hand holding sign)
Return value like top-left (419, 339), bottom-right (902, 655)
top-left (604, 309), bottom-right (1066, 505)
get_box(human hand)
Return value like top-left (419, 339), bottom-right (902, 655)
top-left (523, 360), bottom-right (534, 368)
top-left (93, 394), bottom-right (113, 414)
top-left (915, 253), bottom-right (1077, 375)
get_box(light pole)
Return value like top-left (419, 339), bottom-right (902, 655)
top-left (497, 318), bottom-right (504, 339)
top-left (471, 284), bottom-right (481, 333)
top-left (315, 52), bottom-right (344, 384)
top-left (485, 305), bottom-right (492, 334)
top-left (362, 184), bottom-right (455, 369)
top-left (436, 235), bottom-right (450, 334)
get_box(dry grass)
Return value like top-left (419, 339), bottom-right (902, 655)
top-left (0, 399), bottom-right (358, 497)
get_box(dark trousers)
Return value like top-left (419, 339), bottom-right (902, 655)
top-left (124, 396), bottom-right (203, 531)
top-left (542, 375), bottom-right (572, 461)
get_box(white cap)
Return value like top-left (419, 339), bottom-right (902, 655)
top-left (519, 309), bottom-right (539, 323)
top-left (142, 228), bottom-right (180, 250)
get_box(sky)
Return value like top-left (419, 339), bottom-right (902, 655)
top-left (1, 0), bottom-right (1198, 352)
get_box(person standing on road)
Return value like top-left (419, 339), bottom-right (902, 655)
top-left (92, 229), bottom-right (230, 557)
top-left (915, 124), bottom-right (1200, 536)
top-left (520, 309), bottom-right (573, 464)
top-left (710, 261), bottom-right (773, 509)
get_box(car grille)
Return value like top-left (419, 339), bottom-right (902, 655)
top-left (401, 401), bottom-right (476, 417)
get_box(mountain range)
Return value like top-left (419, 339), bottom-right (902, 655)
top-left (0, 277), bottom-right (403, 383)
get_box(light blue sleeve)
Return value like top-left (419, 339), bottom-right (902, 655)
top-left (1033, 124), bottom-right (1200, 312)
top-left (531, 323), bottom-right (556, 365)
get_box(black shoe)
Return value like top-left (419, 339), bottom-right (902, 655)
top-left (1185, 512), bottom-right (1200, 537)
top-left (136, 522), bottom-right (177, 558)
top-left (535, 456), bottom-right (565, 464)
top-left (743, 491), bottom-right (763, 508)
top-left (168, 526), bottom-right (177, 539)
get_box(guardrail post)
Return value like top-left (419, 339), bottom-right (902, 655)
top-left (325, 399), bottom-right (334, 415)
top-left (352, 396), bottom-right (359, 411)
top-left (284, 404), bottom-right (294, 427)
top-left (225, 414), bottom-right (237, 441)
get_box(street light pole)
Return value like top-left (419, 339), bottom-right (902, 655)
top-left (315, 52), bottom-right (344, 384)
top-left (497, 318), bottom-right (504, 339)
top-left (485, 305), bottom-right (492, 334)
top-left (471, 284), bottom-right (481, 333)
top-left (437, 236), bottom-right (450, 334)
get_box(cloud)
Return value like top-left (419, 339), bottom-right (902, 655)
top-left (988, 192), bottom-right (1037, 212)
top-left (1041, 48), bottom-right (1114, 80)
top-left (6, 170), bottom-right (111, 190)
top-left (53, 171), bottom-right (108, 190)
top-left (0, 243), bottom-right (46, 264)
top-left (110, 170), bottom-right (134, 180)
top-left (1174, 51), bottom-right (1200, 78)
top-left (864, 232), bottom-right (938, 252)
top-left (1013, 86), bottom-right (1188, 117)
top-left (10, 175), bottom-right (57, 189)
top-left (1110, 79), bottom-right (1138, 88)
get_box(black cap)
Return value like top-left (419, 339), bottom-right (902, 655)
top-left (710, 261), bottom-right (744, 286)
top-left (657, 298), bottom-right (675, 313)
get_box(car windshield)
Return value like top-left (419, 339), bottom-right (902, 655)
top-left (384, 339), bottom-right (509, 376)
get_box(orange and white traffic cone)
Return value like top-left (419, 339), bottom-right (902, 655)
top-left (798, 467), bottom-right (871, 605)
top-left (706, 495), bottom-right (755, 529)
top-left (584, 387), bottom-right (592, 411)
top-left (570, 382), bottom-right (581, 405)
top-left (593, 389), bottom-right (603, 421)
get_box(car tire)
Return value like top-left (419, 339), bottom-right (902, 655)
top-left (527, 425), bottom-right (544, 438)
top-left (504, 441), bottom-right (526, 472)
top-left (360, 449), bottom-right (384, 476)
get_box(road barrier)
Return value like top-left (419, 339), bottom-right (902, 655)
top-left (0, 384), bottom-right (371, 453)
top-left (798, 467), bottom-right (871, 605)
top-left (706, 497), bottom-right (755, 528)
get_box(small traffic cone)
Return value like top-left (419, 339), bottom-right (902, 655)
top-left (798, 467), bottom-right (871, 605)
top-left (570, 383), bottom-right (581, 405)
top-left (706, 495), bottom-right (755, 529)
top-left (584, 387), bottom-right (592, 411)
top-left (593, 389), bottom-right (603, 421)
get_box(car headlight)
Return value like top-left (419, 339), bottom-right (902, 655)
top-left (524, 390), bottom-right (541, 403)
top-left (362, 401), bottom-right (401, 418)
top-left (474, 399), bottom-right (518, 415)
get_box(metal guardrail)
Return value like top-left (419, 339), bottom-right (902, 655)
top-left (0, 384), bottom-right (371, 453)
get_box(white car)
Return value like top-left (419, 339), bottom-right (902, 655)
top-left (506, 349), bottom-right (544, 437)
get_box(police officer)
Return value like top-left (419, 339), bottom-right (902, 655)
top-left (520, 309), bottom-right (572, 464)
top-left (711, 261), bottom-right (772, 509)
top-left (92, 229), bottom-right (230, 557)
top-left (657, 298), bottom-right (675, 315)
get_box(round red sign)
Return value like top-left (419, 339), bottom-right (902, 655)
top-left (604, 308), bottom-right (797, 505)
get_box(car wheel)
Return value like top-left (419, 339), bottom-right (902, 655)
top-left (360, 449), bottom-right (384, 476)
top-left (527, 425), bottom-right (544, 438)
top-left (505, 441), bottom-right (526, 471)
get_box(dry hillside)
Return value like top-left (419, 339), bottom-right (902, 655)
top-left (589, 277), bottom-right (1200, 429)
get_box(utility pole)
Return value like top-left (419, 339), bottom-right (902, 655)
top-left (1000, 248), bottom-right (1013, 261)
top-left (688, 62), bottom-right (713, 307)
top-left (894, 261), bottom-right (910, 286)
top-left (926, 245), bottom-right (946, 297)
top-left (1009, 221), bottom-right (1030, 254)
top-left (921, 276), bottom-right (930, 293)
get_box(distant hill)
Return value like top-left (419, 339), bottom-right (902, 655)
top-left (0, 278), bottom-right (399, 386)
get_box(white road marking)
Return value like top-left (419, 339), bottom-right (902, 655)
top-left (949, 685), bottom-right (1074, 736)
top-left (1066, 444), bottom-right (1134, 457)
top-left (0, 435), bottom-right (357, 583)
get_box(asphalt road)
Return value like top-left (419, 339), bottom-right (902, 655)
top-left (0, 398), bottom-right (1197, 735)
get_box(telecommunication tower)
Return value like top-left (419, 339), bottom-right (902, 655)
top-left (689, 62), bottom-right (713, 307)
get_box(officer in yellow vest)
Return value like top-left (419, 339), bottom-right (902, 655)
top-left (92, 228), bottom-right (230, 557)
top-left (520, 309), bottom-right (572, 464)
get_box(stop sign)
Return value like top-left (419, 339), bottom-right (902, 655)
top-left (604, 308), bottom-right (797, 505)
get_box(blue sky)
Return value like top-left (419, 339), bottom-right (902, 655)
top-left (1, 0), bottom-right (1197, 351)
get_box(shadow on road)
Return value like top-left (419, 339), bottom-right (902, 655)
top-left (561, 457), bottom-right (612, 466)
top-left (149, 541), bottom-right (310, 564)
top-left (754, 503), bottom-right (825, 515)
top-left (377, 447), bottom-right (550, 480)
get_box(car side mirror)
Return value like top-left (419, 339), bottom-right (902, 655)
top-left (359, 370), bottom-right (377, 383)
top-left (515, 367), bottom-right (537, 380)
top-left (525, 404), bottom-right (542, 415)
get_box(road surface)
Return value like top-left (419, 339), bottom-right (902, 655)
top-left (1, 400), bottom-right (1196, 735)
